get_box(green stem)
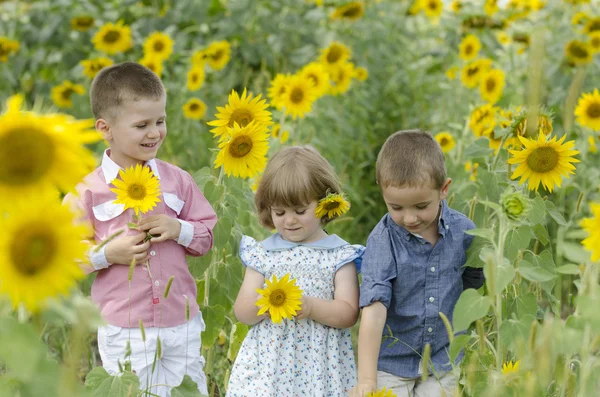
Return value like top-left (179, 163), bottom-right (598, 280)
top-left (495, 216), bottom-right (508, 371)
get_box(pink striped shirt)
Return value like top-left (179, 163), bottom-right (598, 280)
top-left (66, 151), bottom-right (217, 327)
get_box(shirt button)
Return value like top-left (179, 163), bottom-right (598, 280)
top-left (150, 250), bottom-right (156, 256)
top-left (428, 327), bottom-right (433, 333)
top-left (430, 267), bottom-right (435, 272)
top-left (429, 297), bottom-right (435, 302)
top-left (445, 225), bottom-right (449, 230)
top-left (154, 280), bottom-right (159, 286)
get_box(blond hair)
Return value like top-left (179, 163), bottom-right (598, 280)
top-left (90, 61), bottom-right (165, 120)
top-left (376, 129), bottom-right (446, 189)
top-left (255, 145), bottom-right (343, 229)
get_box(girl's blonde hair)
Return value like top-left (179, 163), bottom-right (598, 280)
top-left (255, 145), bottom-right (342, 229)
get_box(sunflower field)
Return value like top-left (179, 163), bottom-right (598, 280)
top-left (1, 0), bottom-right (600, 396)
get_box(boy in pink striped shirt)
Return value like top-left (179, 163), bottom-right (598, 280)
top-left (65, 62), bottom-right (217, 396)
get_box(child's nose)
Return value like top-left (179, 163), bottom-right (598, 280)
top-left (404, 213), bottom-right (417, 224)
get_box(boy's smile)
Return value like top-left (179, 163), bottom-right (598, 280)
top-left (99, 94), bottom-right (167, 169)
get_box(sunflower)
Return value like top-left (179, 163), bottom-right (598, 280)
top-left (459, 34), bottom-right (481, 61)
top-left (0, 192), bottom-right (90, 312)
top-left (484, 0), bottom-right (500, 16)
top-left (445, 66), bottom-right (458, 80)
top-left (208, 88), bottom-right (273, 139)
top-left (191, 49), bottom-right (209, 66)
top-left (0, 36), bottom-right (19, 62)
top-left (450, 1), bottom-right (462, 13)
top-left (367, 388), bottom-right (397, 397)
top-left (268, 73), bottom-right (293, 111)
top-left (496, 31), bottom-right (511, 46)
top-left (80, 57), bottom-right (114, 79)
top-left (479, 69), bottom-right (505, 104)
top-left (584, 17), bottom-right (600, 35)
top-left (330, 1), bottom-right (365, 21)
top-left (143, 31), bottom-right (174, 61)
top-left (460, 58), bottom-right (492, 89)
top-left (110, 164), bottom-right (162, 216)
top-left (186, 65), bottom-right (205, 91)
top-left (512, 111), bottom-right (554, 139)
top-left (138, 55), bottom-right (164, 77)
top-left (572, 12), bottom-right (589, 26)
top-left (271, 124), bottom-right (290, 143)
top-left (92, 21), bottom-right (133, 55)
top-left (588, 136), bottom-right (597, 154)
top-left (508, 132), bottom-right (580, 192)
top-left (51, 81), bottom-right (86, 109)
top-left (0, 95), bottom-right (100, 196)
top-left (581, 203), bottom-right (600, 261)
top-left (434, 132), bottom-right (456, 153)
top-left (70, 16), bottom-right (95, 32)
top-left (319, 42), bottom-right (352, 69)
top-left (255, 274), bottom-right (303, 323)
top-left (182, 98), bottom-right (207, 120)
top-left (465, 160), bottom-right (479, 182)
top-left (565, 40), bottom-right (593, 66)
top-left (204, 40), bottom-right (232, 70)
top-left (315, 193), bottom-right (351, 219)
top-left (575, 89), bottom-right (600, 131)
top-left (354, 66), bottom-right (368, 81)
top-left (421, 0), bottom-right (443, 21)
top-left (299, 63), bottom-right (331, 97)
top-left (502, 360), bottom-right (520, 375)
top-left (329, 62), bottom-right (355, 95)
top-left (469, 103), bottom-right (498, 137)
top-left (588, 32), bottom-right (600, 53)
top-left (280, 75), bottom-right (318, 120)
top-left (214, 120), bottom-right (270, 179)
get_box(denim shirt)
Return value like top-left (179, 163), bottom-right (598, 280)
top-left (359, 200), bottom-right (483, 378)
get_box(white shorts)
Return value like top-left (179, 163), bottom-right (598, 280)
top-left (97, 313), bottom-right (208, 397)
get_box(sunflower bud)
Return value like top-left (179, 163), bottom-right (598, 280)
top-left (501, 190), bottom-right (531, 222)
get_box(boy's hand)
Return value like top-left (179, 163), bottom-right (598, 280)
top-left (105, 232), bottom-right (150, 265)
top-left (137, 215), bottom-right (182, 243)
top-left (295, 295), bottom-right (313, 320)
top-left (349, 381), bottom-right (377, 397)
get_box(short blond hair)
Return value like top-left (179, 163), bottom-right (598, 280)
top-left (255, 145), bottom-right (343, 229)
top-left (376, 129), bottom-right (446, 189)
top-left (90, 62), bottom-right (165, 120)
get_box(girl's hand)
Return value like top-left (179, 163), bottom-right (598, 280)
top-left (137, 215), bottom-right (181, 243)
top-left (349, 381), bottom-right (377, 397)
top-left (295, 295), bottom-right (313, 320)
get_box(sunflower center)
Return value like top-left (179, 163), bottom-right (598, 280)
top-left (191, 73), bottom-right (198, 83)
top-left (308, 73), bottom-right (319, 86)
top-left (440, 137), bottom-right (449, 146)
top-left (591, 37), bottom-right (600, 49)
top-left (77, 17), bottom-right (94, 28)
top-left (486, 77), bottom-right (496, 92)
top-left (229, 135), bottom-right (253, 158)
top-left (428, 0), bottom-right (438, 10)
top-left (586, 102), bottom-right (600, 119)
top-left (467, 66), bottom-right (480, 77)
top-left (0, 45), bottom-right (8, 57)
top-left (526, 146), bottom-right (559, 173)
top-left (127, 183), bottom-right (147, 200)
top-left (569, 43), bottom-right (589, 59)
top-left (342, 6), bottom-right (361, 17)
top-left (269, 289), bottom-right (286, 306)
top-left (326, 46), bottom-right (342, 63)
top-left (0, 127), bottom-right (55, 187)
top-left (11, 228), bottom-right (55, 276)
top-left (212, 50), bottom-right (223, 61)
top-left (290, 88), bottom-right (304, 104)
top-left (229, 109), bottom-right (253, 127)
top-left (465, 44), bottom-right (473, 55)
top-left (588, 21), bottom-right (600, 32)
top-left (103, 30), bottom-right (122, 44)
top-left (61, 88), bottom-right (75, 100)
top-left (324, 202), bottom-right (340, 211)
top-left (189, 103), bottom-right (200, 111)
top-left (153, 40), bottom-right (165, 52)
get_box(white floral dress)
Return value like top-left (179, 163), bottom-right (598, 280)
top-left (227, 233), bottom-right (365, 397)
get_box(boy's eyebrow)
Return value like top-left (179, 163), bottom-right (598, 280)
top-left (131, 115), bottom-right (167, 124)
top-left (387, 200), bottom-right (432, 207)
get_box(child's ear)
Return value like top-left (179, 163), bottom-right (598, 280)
top-left (95, 118), bottom-right (112, 141)
top-left (440, 178), bottom-right (452, 200)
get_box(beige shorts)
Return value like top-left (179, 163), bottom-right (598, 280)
top-left (377, 370), bottom-right (458, 397)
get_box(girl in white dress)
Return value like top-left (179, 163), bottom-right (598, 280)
top-left (227, 145), bottom-right (364, 397)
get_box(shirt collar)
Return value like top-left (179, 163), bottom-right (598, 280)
top-left (260, 233), bottom-right (348, 251)
top-left (387, 200), bottom-right (450, 242)
top-left (101, 149), bottom-right (161, 184)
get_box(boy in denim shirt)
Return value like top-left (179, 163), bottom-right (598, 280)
top-left (351, 130), bottom-right (484, 397)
